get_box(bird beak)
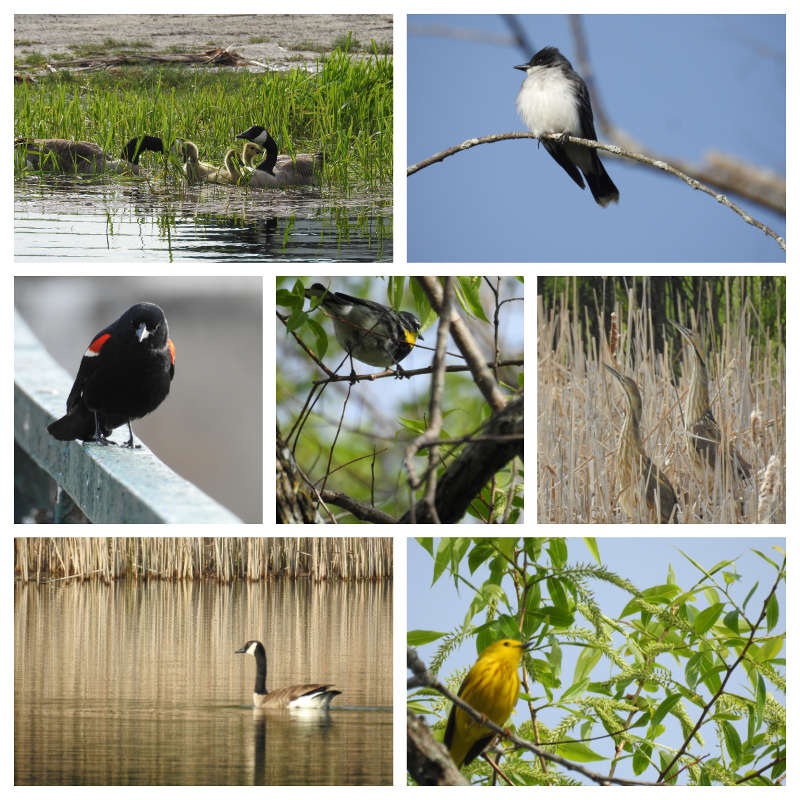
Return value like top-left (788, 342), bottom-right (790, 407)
top-left (513, 64), bottom-right (529, 72)
top-left (602, 363), bottom-right (620, 381)
top-left (136, 322), bottom-right (151, 342)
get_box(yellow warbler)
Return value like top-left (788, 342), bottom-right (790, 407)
top-left (444, 638), bottom-right (532, 767)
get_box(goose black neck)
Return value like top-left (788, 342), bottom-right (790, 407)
top-left (252, 642), bottom-right (267, 695)
top-left (255, 132), bottom-right (278, 175)
top-left (121, 136), bottom-right (164, 164)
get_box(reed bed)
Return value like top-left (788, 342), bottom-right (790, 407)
top-left (14, 45), bottom-right (392, 191)
top-left (538, 278), bottom-right (785, 523)
top-left (14, 537), bottom-right (393, 584)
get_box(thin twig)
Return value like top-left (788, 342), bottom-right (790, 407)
top-left (408, 132), bottom-right (785, 251)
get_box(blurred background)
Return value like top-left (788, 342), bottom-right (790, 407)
top-left (15, 276), bottom-right (262, 523)
top-left (408, 14), bottom-right (785, 262)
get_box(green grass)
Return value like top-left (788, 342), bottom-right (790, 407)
top-left (14, 46), bottom-right (392, 192)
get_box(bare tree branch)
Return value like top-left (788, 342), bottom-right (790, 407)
top-left (408, 132), bottom-right (785, 252)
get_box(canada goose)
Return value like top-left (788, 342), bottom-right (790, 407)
top-left (14, 135), bottom-right (164, 174)
top-left (241, 141), bottom-right (264, 169)
top-left (173, 141), bottom-right (248, 185)
top-left (172, 139), bottom-right (218, 183)
top-left (235, 640), bottom-right (341, 710)
top-left (235, 125), bottom-right (324, 188)
top-left (204, 149), bottom-right (249, 185)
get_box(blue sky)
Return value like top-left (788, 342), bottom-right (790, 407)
top-left (407, 537), bottom-right (786, 783)
top-left (407, 14), bottom-right (785, 262)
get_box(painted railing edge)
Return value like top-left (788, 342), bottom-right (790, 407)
top-left (14, 309), bottom-right (242, 524)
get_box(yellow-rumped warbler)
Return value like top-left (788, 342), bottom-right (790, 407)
top-left (305, 283), bottom-right (423, 380)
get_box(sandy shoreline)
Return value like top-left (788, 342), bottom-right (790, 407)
top-left (14, 14), bottom-right (393, 69)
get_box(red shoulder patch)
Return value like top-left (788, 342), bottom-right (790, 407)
top-left (168, 338), bottom-right (176, 364)
top-left (85, 333), bottom-right (111, 357)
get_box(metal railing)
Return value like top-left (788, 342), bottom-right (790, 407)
top-left (14, 310), bottom-right (241, 524)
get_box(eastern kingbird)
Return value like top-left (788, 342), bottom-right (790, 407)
top-left (514, 47), bottom-right (619, 207)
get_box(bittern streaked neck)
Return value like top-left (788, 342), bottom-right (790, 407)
top-left (669, 319), bottom-right (752, 483)
top-left (603, 363), bottom-right (679, 523)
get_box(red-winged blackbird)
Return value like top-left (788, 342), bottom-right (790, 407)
top-left (47, 303), bottom-right (175, 448)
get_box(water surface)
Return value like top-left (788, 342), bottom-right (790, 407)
top-left (15, 579), bottom-right (392, 785)
top-left (14, 176), bottom-right (392, 262)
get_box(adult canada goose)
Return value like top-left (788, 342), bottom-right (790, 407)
top-left (235, 125), bottom-right (324, 187)
top-left (235, 640), bottom-right (341, 710)
top-left (14, 135), bottom-right (164, 174)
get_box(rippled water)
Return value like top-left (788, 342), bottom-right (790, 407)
top-left (14, 176), bottom-right (393, 262)
top-left (15, 579), bottom-right (393, 785)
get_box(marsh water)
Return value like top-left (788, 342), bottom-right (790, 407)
top-left (14, 176), bottom-right (393, 262)
top-left (14, 579), bottom-right (392, 785)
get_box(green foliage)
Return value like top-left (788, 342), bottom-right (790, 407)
top-left (14, 47), bottom-right (392, 192)
top-left (408, 538), bottom-right (785, 786)
top-left (276, 277), bottom-right (523, 523)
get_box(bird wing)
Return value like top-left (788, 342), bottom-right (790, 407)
top-left (64, 329), bottom-right (111, 412)
top-left (262, 684), bottom-right (339, 707)
top-left (541, 140), bottom-right (585, 188)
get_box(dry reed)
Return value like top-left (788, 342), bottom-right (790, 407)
top-left (13, 537), bottom-right (393, 584)
top-left (538, 279), bottom-right (785, 523)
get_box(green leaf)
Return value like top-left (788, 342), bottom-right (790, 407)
top-left (573, 645), bottom-right (602, 684)
top-left (651, 693), bottom-right (683, 727)
top-left (723, 610), bottom-right (740, 633)
top-left (693, 602), bottom-right (726, 635)
top-left (555, 741), bottom-right (604, 762)
top-left (416, 538), bottom-right (434, 557)
top-left (766, 593), bottom-right (779, 631)
top-left (407, 629), bottom-right (447, 646)
top-left (493, 537), bottom-right (518, 563)
top-left (750, 548), bottom-right (779, 570)
top-left (455, 276), bottom-right (489, 322)
top-left (546, 576), bottom-right (568, 610)
top-left (547, 538), bottom-right (568, 568)
top-left (755, 675), bottom-right (766, 729)
top-left (754, 636), bottom-right (783, 662)
top-left (742, 581), bottom-right (759, 611)
top-left (641, 584), bottom-right (681, 602)
top-left (633, 742), bottom-right (652, 775)
top-left (432, 539), bottom-right (453, 585)
top-left (467, 540), bottom-right (496, 574)
top-left (722, 721), bottom-right (742, 765)
top-left (583, 537), bottom-right (600, 564)
top-left (547, 637), bottom-right (562, 674)
top-left (559, 678), bottom-right (590, 703)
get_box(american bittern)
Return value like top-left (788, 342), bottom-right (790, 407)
top-left (669, 320), bottom-right (752, 483)
top-left (603, 364), bottom-right (678, 523)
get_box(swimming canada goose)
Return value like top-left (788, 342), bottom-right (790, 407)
top-left (172, 139), bottom-right (219, 182)
top-left (14, 135), bottom-right (164, 174)
top-left (173, 141), bottom-right (248, 185)
top-left (235, 125), bottom-right (324, 187)
top-left (240, 141), bottom-right (264, 169)
top-left (235, 640), bottom-right (341, 710)
top-left (203, 149), bottom-right (249, 185)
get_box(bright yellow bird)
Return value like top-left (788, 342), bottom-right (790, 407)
top-left (444, 638), bottom-right (532, 768)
